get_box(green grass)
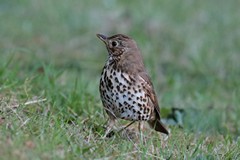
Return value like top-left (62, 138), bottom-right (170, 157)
top-left (1, 0), bottom-right (240, 159)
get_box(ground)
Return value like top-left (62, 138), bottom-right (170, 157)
top-left (0, 0), bottom-right (240, 159)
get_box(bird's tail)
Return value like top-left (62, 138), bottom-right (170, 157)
top-left (148, 119), bottom-right (169, 135)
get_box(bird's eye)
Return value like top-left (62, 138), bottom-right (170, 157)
top-left (111, 41), bottom-right (118, 47)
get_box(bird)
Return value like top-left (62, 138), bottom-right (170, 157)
top-left (97, 33), bottom-right (169, 137)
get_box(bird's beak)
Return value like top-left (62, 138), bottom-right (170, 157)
top-left (96, 33), bottom-right (107, 44)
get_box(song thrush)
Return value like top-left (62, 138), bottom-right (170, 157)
top-left (97, 33), bottom-right (169, 136)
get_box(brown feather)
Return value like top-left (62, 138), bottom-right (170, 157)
top-left (138, 72), bottom-right (169, 135)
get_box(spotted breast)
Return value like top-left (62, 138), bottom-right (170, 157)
top-left (100, 61), bottom-right (154, 121)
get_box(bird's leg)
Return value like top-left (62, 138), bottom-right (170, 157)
top-left (103, 118), bottom-right (115, 138)
top-left (138, 122), bottom-right (141, 135)
top-left (138, 122), bottom-right (145, 142)
top-left (117, 121), bottom-right (135, 133)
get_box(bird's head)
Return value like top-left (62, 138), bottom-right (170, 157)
top-left (97, 33), bottom-right (139, 61)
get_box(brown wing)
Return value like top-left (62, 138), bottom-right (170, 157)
top-left (138, 72), bottom-right (169, 135)
top-left (138, 72), bottom-right (161, 116)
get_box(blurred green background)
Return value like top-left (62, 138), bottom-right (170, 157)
top-left (1, 0), bottom-right (240, 159)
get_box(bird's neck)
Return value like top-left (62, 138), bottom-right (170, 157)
top-left (108, 52), bottom-right (145, 75)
